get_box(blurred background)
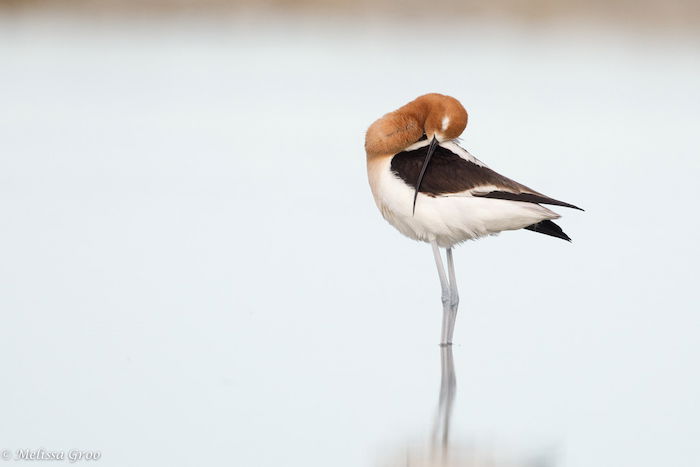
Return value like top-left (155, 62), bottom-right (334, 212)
top-left (1, 1), bottom-right (699, 466)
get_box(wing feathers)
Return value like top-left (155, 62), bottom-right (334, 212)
top-left (391, 144), bottom-right (523, 195)
top-left (473, 191), bottom-right (583, 211)
top-left (391, 142), bottom-right (582, 211)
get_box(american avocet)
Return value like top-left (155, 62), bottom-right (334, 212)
top-left (365, 93), bottom-right (582, 345)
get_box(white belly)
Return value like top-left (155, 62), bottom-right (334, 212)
top-left (367, 156), bottom-right (560, 248)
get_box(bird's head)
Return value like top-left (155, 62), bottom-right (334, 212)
top-left (365, 93), bottom-right (468, 159)
top-left (419, 93), bottom-right (468, 142)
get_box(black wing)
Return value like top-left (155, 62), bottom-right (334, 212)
top-left (391, 143), bottom-right (582, 211)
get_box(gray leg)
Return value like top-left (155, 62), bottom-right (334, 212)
top-left (446, 248), bottom-right (459, 343)
top-left (431, 241), bottom-right (452, 345)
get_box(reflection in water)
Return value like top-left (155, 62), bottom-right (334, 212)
top-left (379, 347), bottom-right (557, 467)
top-left (431, 346), bottom-right (457, 463)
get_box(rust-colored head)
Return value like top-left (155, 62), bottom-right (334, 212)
top-left (365, 93), bottom-right (468, 159)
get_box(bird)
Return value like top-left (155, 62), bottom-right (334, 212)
top-left (364, 93), bottom-right (582, 345)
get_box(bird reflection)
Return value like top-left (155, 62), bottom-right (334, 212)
top-left (430, 346), bottom-right (457, 463)
top-left (379, 346), bottom-right (557, 467)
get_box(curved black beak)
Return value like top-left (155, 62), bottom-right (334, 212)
top-left (412, 136), bottom-right (439, 215)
